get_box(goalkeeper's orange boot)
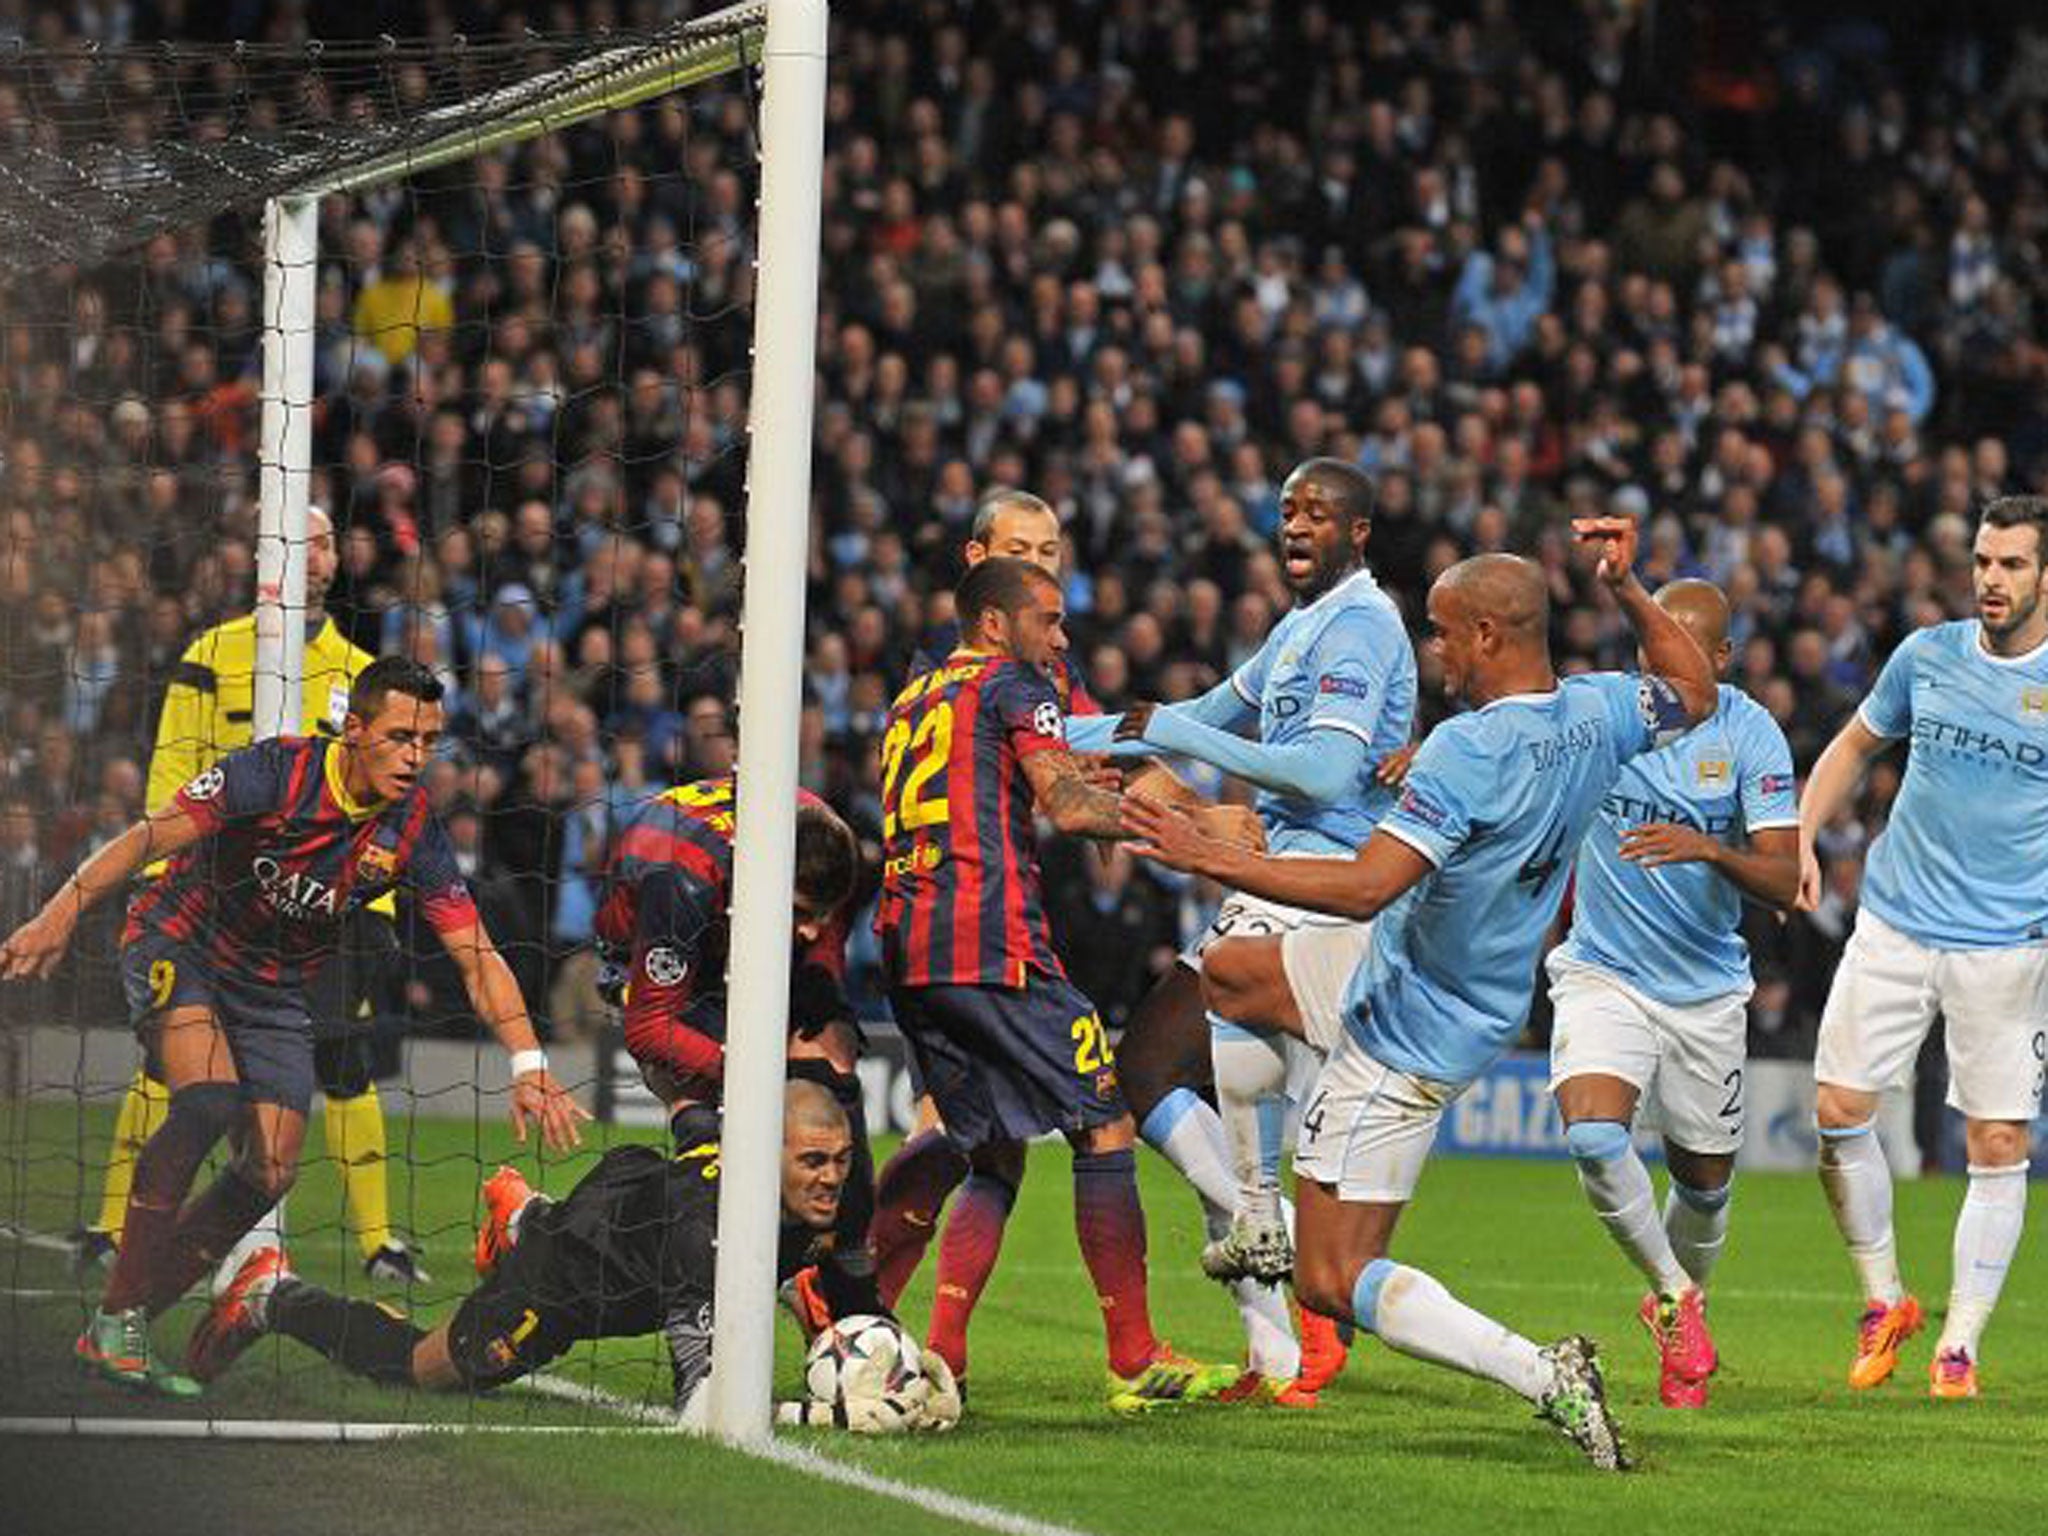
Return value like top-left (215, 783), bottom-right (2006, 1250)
top-left (1848, 1294), bottom-right (1923, 1389)
top-left (186, 1246), bottom-right (290, 1384)
top-left (1294, 1299), bottom-right (1351, 1395)
top-left (475, 1165), bottom-right (535, 1278)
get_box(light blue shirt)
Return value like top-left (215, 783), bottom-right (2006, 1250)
top-left (1557, 683), bottom-right (1798, 1004)
top-left (1858, 620), bottom-right (2048, 949)
top-left (1068, 569), bottom-right (1415, 855)
top-left (1345, 671), bottom-right (1690, 1084)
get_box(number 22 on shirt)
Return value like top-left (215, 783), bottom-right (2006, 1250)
top-left (880, 701), bottom-right (953, 838)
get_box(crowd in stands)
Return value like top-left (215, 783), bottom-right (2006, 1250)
top-left (8, 0), bottom-right (2048, 1066)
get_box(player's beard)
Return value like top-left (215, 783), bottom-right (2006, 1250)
top-left (1980, 585), bottom-right (2039, 641)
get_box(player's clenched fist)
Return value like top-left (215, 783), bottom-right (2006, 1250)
top-left (1571, 516), bottom-right (1639, 587)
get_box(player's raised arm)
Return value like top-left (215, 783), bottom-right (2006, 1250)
top-left (0, 804), bottom-right (206, 981)
top-left (1574, 517), bottom-right (1717, 728)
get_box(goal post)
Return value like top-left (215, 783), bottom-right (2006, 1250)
top-left (707, 0), bottom-right (829, 1447)
top-left (253, 193), bottom-right (317, 743)
top-left (1, 0), bottom-right (827, 1443)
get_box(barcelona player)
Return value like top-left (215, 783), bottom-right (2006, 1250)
top-left (0, 658), bottom-right (585, 1395)
top-left (80, 505), bottom-right (425, 1286)
top-left (593, 775), bottom-right (880, 1317)
top-left (870, 487), bottom-right (1208, 1307)
top-left (1126, 522), bottom-right (1717, 1467)
top-left (876, 556), bottom-right (1236, 1414)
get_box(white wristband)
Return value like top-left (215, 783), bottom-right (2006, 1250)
top-left (509, 1049), bottom-right (549, 1080)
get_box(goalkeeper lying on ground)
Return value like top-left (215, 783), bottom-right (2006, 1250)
top-left (186, 1079), bottom-right (957, 1429)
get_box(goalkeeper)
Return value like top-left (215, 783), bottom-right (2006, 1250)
top-left (188, 1080), bottom-right (954, 1428)
top-left (80, 506), bottom-right (425, 1285)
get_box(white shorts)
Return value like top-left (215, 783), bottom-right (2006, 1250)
top-left (1278, 921), bottom-right (1374, 1058)
top-left (1182, 869), bottom-right (1356, 972)
top-left (1544, 953), bottom-right (1750, 1156)
top-left (1815, 908), bottom-right (2048, 1123)
top-left (1293, 1029), bottom-right (1460, 1203)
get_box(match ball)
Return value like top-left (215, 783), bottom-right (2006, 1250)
top-left (803, 1314), bottom-right (928, 1432)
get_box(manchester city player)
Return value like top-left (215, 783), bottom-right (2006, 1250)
top-left (1126, 520), bottom-right (1717, 1470)
top-left (1545, 580), bottom-right (1799, 1408)
top-left (1798, 495), bottom-right (2048, 1400)
top-left (1079, 458), bottom-right (1415, 1404)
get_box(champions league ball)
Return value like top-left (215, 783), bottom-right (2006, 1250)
top-left (803, 1314), bottom-right (929, 1433)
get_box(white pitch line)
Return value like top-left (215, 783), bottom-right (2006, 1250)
top-left (750, 1437), bottom-right (1105, 1536)
top-left (0, 1223), bottom-right (76, 1257)
top-left (0, 1417), bottom-right (683, 1441)
top-left (517, 1371), bottom-right (1104, 1536)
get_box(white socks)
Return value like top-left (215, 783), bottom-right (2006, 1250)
top-left (1818, 1122), bottom-right (1902, 1304)
top-left (1141, 1086), bottom-right (1299, 1378)
top-left (1139, 1087), bottom-right (1235, 1214)
top-left (1938, 1162), bottom-right (2028, 1358)
top-left (1210, 1014), bottom-right (1289, 1226)
top-left (1566, 1121), bottom-right (1692, 1296)
top-left (1664, 1179), bottom-right (1731, 1287)
top-left (1354, 1258), bottom-right (1551, 1402)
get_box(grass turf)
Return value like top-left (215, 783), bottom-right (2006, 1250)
top-left (2, 1097), bottom-right (2043, 1536)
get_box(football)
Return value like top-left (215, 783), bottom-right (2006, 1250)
top-left (803, 1314), bottom-right (929, 1433)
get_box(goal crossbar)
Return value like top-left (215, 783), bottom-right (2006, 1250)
top-left (305, 3), bottom-right (767, 198)
top-left (0, 1), bottom-right (766, 279)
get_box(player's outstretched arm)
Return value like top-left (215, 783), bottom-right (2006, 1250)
top-left (0, 806), bottom-right (205, 981)
top-left (1575, 517), bottom-right (1717, 727)
top-left (1620, 823), bottom-right (1801, 909)
top-left (437, 919), bottom-right (589, 1151)
top-left (1123, 797), bottom-right (1429, 921)
top-left (1021, 747), bottom-right (1129, 840)
top-left (1794, 715), bottom-right (1891, 910)
top-left (1069, 677), bottom-right (1257, 756)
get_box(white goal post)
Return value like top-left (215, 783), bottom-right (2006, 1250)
top-left (233, 0), bottom-right (825, 1447)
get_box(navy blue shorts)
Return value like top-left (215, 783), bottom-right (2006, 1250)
top-left (890, 974), bottom-right (1126, 1148)
top-left (121, 930), bottom-right (318, 1114)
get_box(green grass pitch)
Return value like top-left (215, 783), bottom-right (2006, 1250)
top-left (2, 1098), bottom-right (2042, 1536)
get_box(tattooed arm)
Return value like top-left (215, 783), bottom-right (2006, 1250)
top-left (1021, 747), bottom-right (1128, 840)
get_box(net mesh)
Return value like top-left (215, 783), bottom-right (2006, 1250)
top-left (1, 3), bottom-right (784, 1429)
top-left (0, 8), bottom-right (764, 280)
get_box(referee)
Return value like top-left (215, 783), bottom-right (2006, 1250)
top-left (78, 506), bottom-right (426, 1284)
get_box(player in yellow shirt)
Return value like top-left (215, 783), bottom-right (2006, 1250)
top-left (78, 507), bottom-right (428, 1284)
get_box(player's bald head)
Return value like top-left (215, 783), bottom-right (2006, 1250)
top-left (1654, 579), bottom-right (1730, 656)
top-left (1439, 553), bottom-right (1548, 640)
top-left (783, 1079), bottom-right (849, 1142)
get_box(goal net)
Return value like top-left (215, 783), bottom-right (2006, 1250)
top-left (0, 0), bottom-right (822, 1441)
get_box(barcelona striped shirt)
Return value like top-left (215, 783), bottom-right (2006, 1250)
top-left (876, 649), bottom-right (1068, 989)
top-left (123, 736), bottom-right (476, 990)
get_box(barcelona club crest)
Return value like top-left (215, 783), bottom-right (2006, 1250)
top-left (355, 842), bottom-right (398, 883)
